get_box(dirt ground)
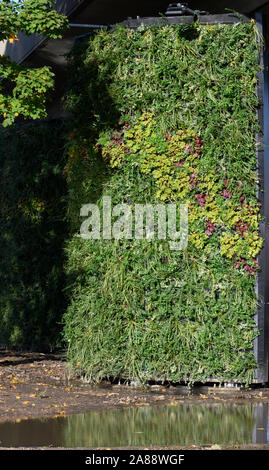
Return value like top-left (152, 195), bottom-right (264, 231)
top-left (1, 350), bottom-right (269, 450)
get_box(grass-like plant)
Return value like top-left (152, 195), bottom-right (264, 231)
top-left (62, 20), bottom-right (262, 384)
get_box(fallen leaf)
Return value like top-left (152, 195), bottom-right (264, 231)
top-left (135, 402), bottom-right (150, 407)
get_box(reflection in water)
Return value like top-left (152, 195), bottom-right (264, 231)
top-left (64, 405), bottom-right (255, 447)
top-left (0, 404), bottom-right (268, 447)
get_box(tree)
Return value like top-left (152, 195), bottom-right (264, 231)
top-left (0, 0), bottom-right (69, 126)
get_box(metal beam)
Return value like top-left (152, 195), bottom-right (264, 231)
top-left (254, 12), bottom-right (269, 384)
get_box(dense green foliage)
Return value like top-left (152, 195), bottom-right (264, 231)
top-left (62, 20), bottom-right (262, 385)
top-left (0, 0), bottom-right (69, 126)
top-left (0, 122), bottom-right (68, 350)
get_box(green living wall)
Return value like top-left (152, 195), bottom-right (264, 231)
top-left (0, 122), bottom-right (67, 350)
top-left (63, 20), bottom-right (262, 384)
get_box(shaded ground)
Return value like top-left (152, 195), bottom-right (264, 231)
top-left (1, 350), bottom-right (269, 422)
top-left (1, 351), bottom-right (269, 450)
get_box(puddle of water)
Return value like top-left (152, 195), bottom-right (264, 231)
top-left (0, 404), bottom-right (268, 448)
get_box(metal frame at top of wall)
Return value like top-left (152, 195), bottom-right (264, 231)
top-left (117, 12), bottom-right (251, 27)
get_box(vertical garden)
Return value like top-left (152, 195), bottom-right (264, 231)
top-left (62, 19), bottom-right (263, 384)
top-left (0, 18), bottom-right (264, 384)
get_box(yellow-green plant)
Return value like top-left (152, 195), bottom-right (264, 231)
top-left (99, 113), bottom-right (262, 273)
